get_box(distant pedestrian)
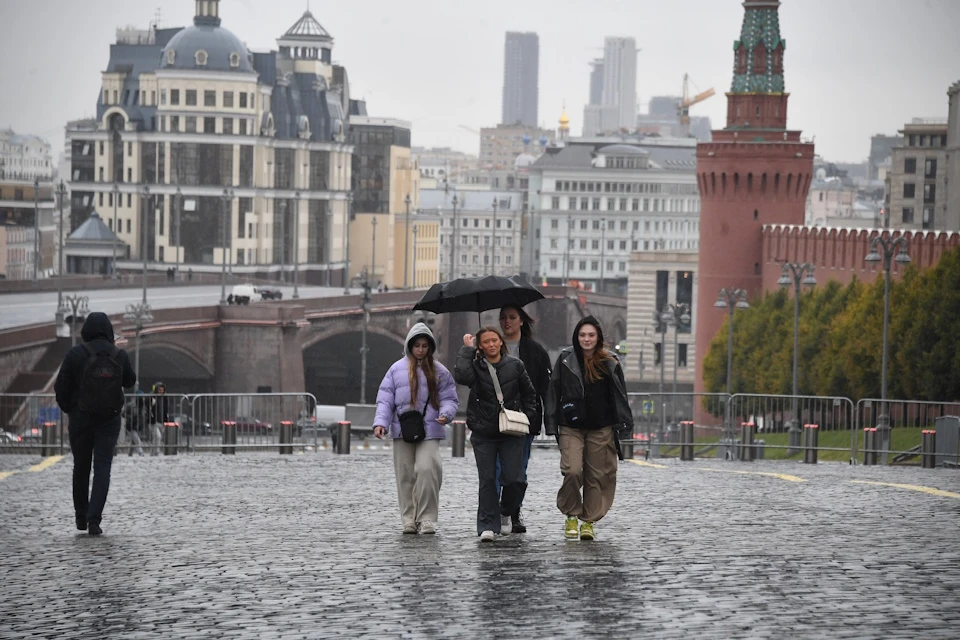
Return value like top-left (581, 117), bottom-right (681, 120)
top-left (454, 326), bottom-right (536, 542)
top-left (149, 382), bottom-right (170, 456)
top-left (55, 312), bottom-right (136, 536)
top-left (545, 316), bottom-right (633, 541)
top-left (123, 396), bottom-right (144, 456)
top-left (373, 323), bottom-right (458, 535)
top-left (497, 304), bottom-right (551, 534)
top-left (187, 268), bottom-right (193, 282)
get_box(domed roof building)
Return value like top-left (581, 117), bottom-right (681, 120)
top-left (159, 3), bottom-right (253, 74)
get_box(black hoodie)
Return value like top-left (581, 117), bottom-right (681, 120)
top-left (544, 316), bottom-right (633, 437)
top-left (55, 312), bottom-right (136, 417)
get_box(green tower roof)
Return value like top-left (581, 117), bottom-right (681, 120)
top-left (731, 3), bottom-right (786, 94)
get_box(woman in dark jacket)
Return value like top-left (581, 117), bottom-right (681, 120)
top-left (545, 316), bottom-right (633, 541)
top-left (498, 304), bottom-right (551, 533)
top-left (454, 326), bottom-right (537, 542)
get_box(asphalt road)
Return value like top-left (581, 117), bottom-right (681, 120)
top-left (0, 285), bottom-right (357, 329)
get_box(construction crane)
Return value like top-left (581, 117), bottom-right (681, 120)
top-left (678, 74), bottom-right (715, 138)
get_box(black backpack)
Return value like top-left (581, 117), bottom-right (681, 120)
top-left (76, 343), bottom-right (125, 416)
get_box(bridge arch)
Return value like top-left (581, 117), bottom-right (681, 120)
top-left (136, 342), bottom-right (214, 394)
top-left (302, 328), bottom-right (406, 406)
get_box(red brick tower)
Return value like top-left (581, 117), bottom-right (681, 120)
top-left (694, 0), bottom-right (815, 394)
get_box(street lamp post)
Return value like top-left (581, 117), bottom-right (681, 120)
top-left (139, 184), bottom-right (151, 305)
top-left (491, 197), bottom-right (498, 276)
top-left (359, 267), bottom-right (372, 403)
top-left (412, 223), bottom-right (419, 288)
top-left (278, 199), bottom-right (287, 284)
top-left (33, 178), bottom-right (42, 284)
top-left (174, 187), bottom-right (182, 282)
top-left (124, 303), bottom-right (154, 393)
top-left (293, 188), bottom-right (301, 299)
top-left (528, 205), bottom-right (537, 280)
top-left (403, 193), bottom-right (411, 288)
top-left (599, 218), bottom-right (607, 293)
top-left (450, 194), bottom-right (459, 280)
top-left (343, 192), bottom-right (353, 294)
top-left (371, 216), bottom-right (378, 287)
top-left (659, 303), bottom-right (691, 421)
top-left (55, 180), bottom-right (67, 314)
top-left (715, 288), bottom-right (750, 442)
top-left (865, 234), bottom-right (911, 463)
top-left (111, 183), bottom-right (120, 280)
top-left (62, 295), bottom-right (89, 347)
top-left (563, 214), bottom-right (572, 282)
top-left (778, 262), bottom-right (817, 453)
top-left (219, 188), bottom-right (234, 304)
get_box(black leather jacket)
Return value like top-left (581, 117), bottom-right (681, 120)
top-left (454, 346), bottom-right (537, 438)
top-left (544, 348), bottom-right (634, 437)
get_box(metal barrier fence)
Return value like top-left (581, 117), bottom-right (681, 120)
top-left (626, 392), bottom-right (730, 458)
top-left (186, 393), bottom-right (319, 452)
top-left (856, 399), bottom-right (960, 465)
top-left (729, 394), bottom-right (857, 461)
top-left (0, 393), bottom-right (64, 455)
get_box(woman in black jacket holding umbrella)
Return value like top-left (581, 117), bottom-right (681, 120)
top-left (455, 326), bottom-right (537, 542)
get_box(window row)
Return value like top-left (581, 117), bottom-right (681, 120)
top-left (552, 180), bottom-right (698, 196)
top-left (547, 218), bottom-right (699, 233)
top-left (458, 254), bottom-right (514, 266)
top-left (442, 218), bottom-right (515, 229)
top-left (156, 115), bottom-right (255, 136)
top-left (902, 183), bottom-right (937, 203)
top-left (546, 238), bottom-right (697, 253)
top-left (160, 89), bottom-right (256, 109)
top-left (902, 157), bottom-right (938, 179)
top-left (442, 235), bottom-right (515, 247)
top-left (901, 206), bottom-right (937, 229)
top-left (906, 134), bottom-right (947, 148)
top-left (548, 195), bottom-right (700, 214)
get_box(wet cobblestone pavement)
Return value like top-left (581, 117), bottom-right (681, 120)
top-left (3, 448), bottom-right (960, 638)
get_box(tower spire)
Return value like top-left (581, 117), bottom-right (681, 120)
top-left (725, 0), bottom-right (788, 129)
top-left (194, 0), bottom-right (222, 27)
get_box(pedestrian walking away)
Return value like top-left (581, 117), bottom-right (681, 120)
top-left (545, 316), bottom-right (633, 541)
top-left (497, 304), bottom-right (551, 534)
top-left (373, 323), bottom-right (459, 535)
top-left (54, 311), bottom-right (136, 536)
top-left (454, 326), bottom-right (537, 542)
top-left (122, 396), bottom-right (144, 456)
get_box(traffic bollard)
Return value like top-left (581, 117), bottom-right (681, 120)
top-left (921, 430), bottom-right (937, 469)
top-left (739, 422), bottom-right (755, 462)
top-left (680, 421), bottom-right (694, 462)
top-left (620, 436), bottom-right (634, 460)
top-left (222, 421), bottom-right (237, 455)
top-left (334, 421), bottom-right (351, 455)
top-left (451, 420), bottom-right (466, 458)
top-left (862, 428), bottom-right (877, 466)
top-left (279, 420), bottom-right (294, 455)
top-left (41, 421), bottom-right (57, 458)
top-left (803, 424), bottom-right (819, 464)
top-left (163, 422), bottom-right (178, 456)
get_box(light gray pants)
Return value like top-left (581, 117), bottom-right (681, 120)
top-left (392, 439), bottom-right (443, 528)
top-left (150, 423), bottom-right (163, 456)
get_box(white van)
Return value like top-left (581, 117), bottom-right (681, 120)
top-left (230, 284), bottom-right (261, 305)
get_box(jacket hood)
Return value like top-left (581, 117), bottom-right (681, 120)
top-left (81, 312), bottom-right (115, 343)
top-left (572, 315), bottom-right (605, 357)
top-left (405, 322), bottom-right (437, 358)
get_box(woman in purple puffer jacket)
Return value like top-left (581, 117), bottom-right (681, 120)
top-left (373, 322), bottom-right (459, 535)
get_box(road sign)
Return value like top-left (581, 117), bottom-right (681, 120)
top-left (642, 400), bottom-right (654, 415)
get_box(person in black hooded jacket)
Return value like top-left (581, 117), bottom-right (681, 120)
top-left (55, 312), bottom-right (136, 535)
top-left (454, 326), bottom-right (537, 541)
top-left (544, 316), bottom-right (633, 541)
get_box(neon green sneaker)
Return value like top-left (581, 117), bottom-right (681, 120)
top-left (564, 516), bottom-right (579, 539)
top-left (579, 521), bottom-right (595, 541)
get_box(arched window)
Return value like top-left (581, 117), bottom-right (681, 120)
top-left (771, 45), bottom-right (784, 75)
top-left (166, 49), bottom-right (176, 65)
top-left (195, 50), bottom-right (208, 66)
top-left (754, 42), bottom-right (767, 72)
top-left (230, 52), bottom-right (240, 68)
top-left (736, 43), bottom-right (748, 74)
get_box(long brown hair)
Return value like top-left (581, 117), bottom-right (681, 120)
top-left (408, 338), bottom-right (440, 410)
top-left (577, 319), bottom-right (613, 383)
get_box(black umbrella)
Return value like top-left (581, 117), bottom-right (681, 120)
top-left (413, 275), bottom-right (544, 324)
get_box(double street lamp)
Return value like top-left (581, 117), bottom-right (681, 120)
top-left (715, 288), bottom-right (749, 440)
top-left (61, 295), bottom-right (89, 347)
top-left (778, 262), bottom-right (817, 452)
top-left (138, 184), bottom-right (153, 305)
top-left (111, 183), bottom-right (120, 280)
top-left (123, 302), bottom-right (153, 393)
top-left (403, 193), bottom-right (412, 288)
top-left (357, 266), bottom-right (373, 404)
top-left (55, 180), bottom-right (67, 314)
top-left (865, 235), bottom-right (911, 462)
top-left (654, 302), bottom-right (691, 439)
top-left (219, 188), bottom-right (234, 304)
top-left (449, 193), bottom-right (459, 280)
top-left (491, 197), bottom-right (498, 276)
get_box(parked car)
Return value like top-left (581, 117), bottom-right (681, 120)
top-left (172, 414), bottom-right (213, 436)
top-left (257, 286), bottom-right (283, 301)
top-left (229, 284), bottom-right (261, 305)
top-left (234, 417), bottom-right (273, 434)
top-left (0, 431), bottom-right (21, 443)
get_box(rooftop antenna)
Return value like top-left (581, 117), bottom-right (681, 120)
top-left (153, 6), bottom-right (162, 29)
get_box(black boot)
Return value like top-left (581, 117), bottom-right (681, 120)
top-left (75, 516), bottom-right (87, 531)
top-left (88, 522), bottom-right (102, 536)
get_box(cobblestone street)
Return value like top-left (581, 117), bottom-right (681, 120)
top-left (3, 448), bottom-right (960, 638)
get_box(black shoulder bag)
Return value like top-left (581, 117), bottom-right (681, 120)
top-left (398, 403), bottom-right (428, 443)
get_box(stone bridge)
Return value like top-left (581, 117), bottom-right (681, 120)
top-left (0, 287), bottom-right (626, 406)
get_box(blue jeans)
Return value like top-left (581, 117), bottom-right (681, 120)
top-left (69, 415), bottom-right (122, 525)
top-left (495, 433), bottom-right (534, 516)
top-left (472, 434), bottom-right (526, 534)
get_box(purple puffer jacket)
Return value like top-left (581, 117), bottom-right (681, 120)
top-left (374, 323), bottom-right (459, 440)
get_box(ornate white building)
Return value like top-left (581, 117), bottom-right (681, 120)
top-left (65, 0), bottom-right (361, 282)
top-left (0, 129), bottom-right (53, 182)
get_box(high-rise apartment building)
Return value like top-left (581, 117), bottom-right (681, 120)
top-left (501, 32), bottom-right (539, 128)
top-left (601, 37), bottom-right (638, 130)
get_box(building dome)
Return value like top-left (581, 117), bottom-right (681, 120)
top-left (559, 109), bottom-right (570, 130)
top-left (161, 2), bottom-right (253, 73)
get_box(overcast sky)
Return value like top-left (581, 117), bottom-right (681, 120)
top-left (1, 0), bottom-right (958, 164)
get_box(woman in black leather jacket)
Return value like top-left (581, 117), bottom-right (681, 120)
top-left (454, 326), bottom-right (537, 541)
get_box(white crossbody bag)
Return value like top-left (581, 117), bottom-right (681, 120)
top-left (485, 360), bottom-right (530, 437)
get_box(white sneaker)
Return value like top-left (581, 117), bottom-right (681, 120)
top-left (500, 515), bottom-right (512, 536)
top-left (480, 530), bottom-right (495, 542)
top-left (402, 523), bottom-right (417, 534)
top-left (419, 522), bottom-right (436, 535)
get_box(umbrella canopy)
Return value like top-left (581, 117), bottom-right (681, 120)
top-left (413, 275), bottom-right (544, 316)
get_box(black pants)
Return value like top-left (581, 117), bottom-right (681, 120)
top-left (68, 415), bottom-right (122, 525)
top-left (471, 433), bottom-right (525, 535)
